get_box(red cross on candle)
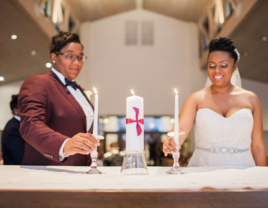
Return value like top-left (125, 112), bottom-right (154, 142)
top-left (126, 107), bottom-right (144, 136)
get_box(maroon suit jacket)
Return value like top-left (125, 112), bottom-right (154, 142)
top-left (18, 70), bottom-right (94, 165)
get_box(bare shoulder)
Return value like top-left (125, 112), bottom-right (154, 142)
top-left (190, 88), bottom-right (208, 100)
top-left (185, 88), bottom-right (208, 106)
top-left (234, 86), bottom-right (260, 106)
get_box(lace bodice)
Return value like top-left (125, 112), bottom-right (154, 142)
top-left (188, 108), bottom-right (255, 167)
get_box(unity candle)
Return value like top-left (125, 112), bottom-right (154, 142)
top-left (174, 89), bottom-right (179, 148)
top-left (126, 90), bottom-right (144, 151)
top-left (93, 87), bottom-right (98, 154)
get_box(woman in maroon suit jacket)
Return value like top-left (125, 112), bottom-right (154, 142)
top-left (18, 31), bottom-right (99, 165)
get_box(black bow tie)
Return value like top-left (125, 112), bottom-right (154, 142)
top-left (64, 78), bottom-right (79, 90)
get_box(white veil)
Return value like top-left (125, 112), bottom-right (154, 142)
top-left (205, 48), bottom-right (242, 88)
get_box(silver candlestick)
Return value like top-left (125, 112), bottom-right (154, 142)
top-left (166, 151), bottom-right (183, 175)
top-left (87, 152), bottom-right (102, 174)
top-left (87, 135), bottom-right (104, 174)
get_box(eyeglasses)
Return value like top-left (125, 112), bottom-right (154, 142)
top-left (56, 52), bottom-right (87, 62)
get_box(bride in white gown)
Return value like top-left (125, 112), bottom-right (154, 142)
top-left (163, 37), bottom-right (266, 166)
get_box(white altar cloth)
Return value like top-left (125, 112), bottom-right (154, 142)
top-left (0, 166), bottom-right (268, 191)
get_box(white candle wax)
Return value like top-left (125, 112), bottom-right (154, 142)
top-left (93, 88), bottom-right (98, 153)
top-left (174, 89), bottom-right (179, 148)
top-left (126, 92), bottom-right (144, 151)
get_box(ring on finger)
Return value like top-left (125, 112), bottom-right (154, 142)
top-left (164, 145), bottom-right (167, 149)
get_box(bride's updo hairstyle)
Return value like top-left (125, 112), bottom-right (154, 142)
top-left (208, 37), bottom-right (239, 63)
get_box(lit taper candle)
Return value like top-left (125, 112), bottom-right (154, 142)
top-left (174, 89), bottom-right (179, 148)
top-left (93, 87), bottom-right (98, 153)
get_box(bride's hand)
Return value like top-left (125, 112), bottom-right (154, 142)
top-left (163, 137), bottom-right (180, 156)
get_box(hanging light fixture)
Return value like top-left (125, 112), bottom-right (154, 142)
top-left (52, 0), bottom-right (63, 24)
top-left (214, 0), bottom-right (225, 24)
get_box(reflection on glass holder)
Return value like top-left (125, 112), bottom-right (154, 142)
top-left (87, 152), bottom-right (102, 174)
top-left (120, 151), bottom-right (148, 174)
top-left (166, 151), bottom-right (184, 175)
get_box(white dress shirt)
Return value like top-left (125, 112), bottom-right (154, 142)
top-left (51, 68), bottom-right (94, 161)
top-left (13, 115), bottom-right (21, 122)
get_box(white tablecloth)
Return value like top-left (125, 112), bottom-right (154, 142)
top-left (0, 166), bottom-right (268, 191)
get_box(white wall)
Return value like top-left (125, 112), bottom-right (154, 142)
top-left (78, 9), bottom-right (204, 116)
top-left (0, 80), bottom-right (24, 130)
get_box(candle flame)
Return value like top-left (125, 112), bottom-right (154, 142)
top-left (131, 89), bottom-right (135, 96)
top-left (174, 88), bottom-right (178, 95)
top-left (93, 87), bottom-right (98, 94)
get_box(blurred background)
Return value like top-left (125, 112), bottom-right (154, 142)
top-left (0, 0), bottom-right (268, 166)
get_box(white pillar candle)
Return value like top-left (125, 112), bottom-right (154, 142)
top-left (174, 89), bottom-right (179, 148)
top-left (126, 90), bottom-right (144, 151)
top-left (93, 87), bottom-right (98, 153)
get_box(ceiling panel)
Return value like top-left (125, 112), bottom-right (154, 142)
top-left (64, 0), bottom-right (211, 23)
top-left (143, 0), bottom-right (211, 22)
top-left (0, 0), bottom-right (51, 86)
top-left (64, 0), bottom-right (136, 22)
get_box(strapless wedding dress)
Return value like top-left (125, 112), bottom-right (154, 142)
top-left (188, 108), bottom-right (255, 167)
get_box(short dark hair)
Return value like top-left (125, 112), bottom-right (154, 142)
top-left (208, 37), bottom-right (238, 63)
top-left (10, 94), bottom-right (18, 113)
top-left (49, 31), bottom-right (83, 54)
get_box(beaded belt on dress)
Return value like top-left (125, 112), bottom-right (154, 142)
top-left (195, 146), bottom-right (250, 153)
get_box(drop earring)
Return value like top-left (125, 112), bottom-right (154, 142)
top-left (53, 60), bottom-right (55, 63)
top-left (233, 71), bottom-right (237, 75)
